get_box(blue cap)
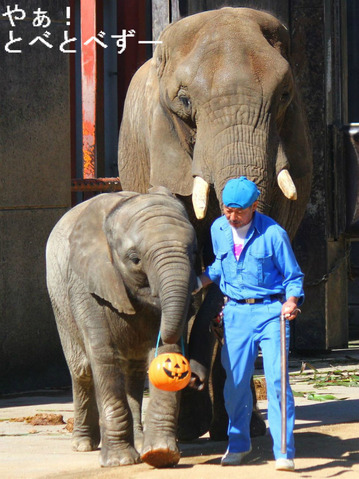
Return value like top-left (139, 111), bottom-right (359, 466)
top-left (222, 177), bottom-right (260, 209)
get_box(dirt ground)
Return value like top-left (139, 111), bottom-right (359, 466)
top-left (41, 421), bottom-right (359, 479)
top-left (1, 344), bottom-right (359, 479)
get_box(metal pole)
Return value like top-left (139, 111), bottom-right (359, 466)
top-left (81, 0), bottom-right (97, 179)
top-left (280, 313), bottom-right (287, 454)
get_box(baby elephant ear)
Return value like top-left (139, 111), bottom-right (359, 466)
top-left (69, 194), bottom-right (136, 315)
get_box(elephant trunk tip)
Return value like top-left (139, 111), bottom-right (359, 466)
top-left (160, 321), bottom-right (184, 345)
top-left (160, 330), bottom-right (181, 345)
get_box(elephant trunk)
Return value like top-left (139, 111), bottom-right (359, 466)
top-left (192, 122), bottom-right (298, 218)
top-left (193, 123), bottom-right (273, 214)
top-left (149, 245), bottom-right (193, 344)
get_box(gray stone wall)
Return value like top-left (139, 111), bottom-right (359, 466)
top-left (0, 0), bottom-right (71, 392)
top-left (0, 0), bottom-right (352, 393)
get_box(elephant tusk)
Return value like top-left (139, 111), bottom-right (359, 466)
top-left (277, 169), bottom-right (297, 200)
top-left (192, 176), bottom-right (210, 220)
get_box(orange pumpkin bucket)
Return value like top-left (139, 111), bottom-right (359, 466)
top-left (148, 333), bottom-right (191, 391)
top-left (149, 352), bottom-right (191, 391)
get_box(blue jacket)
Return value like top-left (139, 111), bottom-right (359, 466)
top-left (205, 212), bottom-right (304, 303)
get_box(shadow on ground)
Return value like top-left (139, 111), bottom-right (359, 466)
top-left (0, 390), bottom-right (72, 409)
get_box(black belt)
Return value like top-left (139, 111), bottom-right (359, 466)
top-left (229, 294), bottom-right (284, 304)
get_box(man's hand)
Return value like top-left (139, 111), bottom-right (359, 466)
top-left (281, 296), bottom-right (301, 321)
top-left (192, 276), bottom-right (203, 294)
top-left (192, 273), bottom-right (213, 294)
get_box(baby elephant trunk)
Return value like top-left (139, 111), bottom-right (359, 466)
top-left (154, 247), bottom-right (193, 345)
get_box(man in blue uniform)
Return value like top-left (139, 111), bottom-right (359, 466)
top-left (196, 177), bottom-right (304, 471)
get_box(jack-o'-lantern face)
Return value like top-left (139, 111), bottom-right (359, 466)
top-left (148, 352), bottom-right (191, 391)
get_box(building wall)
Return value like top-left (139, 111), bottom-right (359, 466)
top-left (0, 0), bottom-right (72, 392)
top-left (0, 0), bottom-right (352, 393)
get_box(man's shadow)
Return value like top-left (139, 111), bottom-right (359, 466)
top-left (289, 398), bottom-right (359, 473)
top-left (179, 398), bottom-right (359, 471)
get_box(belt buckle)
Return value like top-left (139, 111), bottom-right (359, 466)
top-left (245, 298), bottom-right (256, 304)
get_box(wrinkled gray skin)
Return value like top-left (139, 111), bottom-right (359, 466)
top-left (118, 7), bottom-right (312, 238)
top-left (118, 7), bottom-right (312, 440)
top-left (46, 189), bottom-right (197, 468)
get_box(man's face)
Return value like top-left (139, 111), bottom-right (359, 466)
top-left (223, 201), bottom-right (258, 227)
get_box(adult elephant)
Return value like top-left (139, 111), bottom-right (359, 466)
top-left (46, 189), bottom-right (197, 468)
top-left (118, 7), bottom-right (312, 440)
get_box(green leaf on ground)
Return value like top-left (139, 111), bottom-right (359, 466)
top-left (307, 393), bottom-right (345, 401)
top-left (292, 391), bottom-right (306, 397)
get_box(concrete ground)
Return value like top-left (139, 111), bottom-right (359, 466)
top-left (1, 343), bottom-right (359, 479)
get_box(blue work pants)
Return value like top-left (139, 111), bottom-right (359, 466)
top-left (221, 298), bottom-right (295, 459)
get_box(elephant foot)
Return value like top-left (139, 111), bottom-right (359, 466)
top-left (209, 410), bottom-right (266, 441)
top-left (72, 433), bottom-right (100, 452)
top-left (209, 396), bottom-right (228, 441)
top-left (141, 437), bottom-right (180, 468)
top-left (209, 418), bottom-right (228, 441)
top-left (100, 445), bottom-right (141, 467)
top-left (134, 428), bottom-right (144, 453)
top-left (250, 409), bottom-right (266, 437)
top-left (178, 386), bottom-right (212, 441)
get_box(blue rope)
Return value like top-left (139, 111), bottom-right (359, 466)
top-left (155, 330), bottom-right (186, 357)
top-left (155, 330), bottom-right (161, 357)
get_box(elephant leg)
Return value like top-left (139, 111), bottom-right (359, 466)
top-left (90, 357), bottom-right (140, 467)
top-left (125, 359), bottom-right (147, 453)
top-left (178, 284), bottom-right (223, 441)
top-left (53, 312), bottom-right (100, 452)
top-left (141, 385), bottom-right (181, 468)
top-left (141, 344), bottom-right (181, 468)
top-left (249, 377), bottom-right (267, 437)
top-left (81, 312), bottom-right (140, 467)
top-left (71, 368), bottom-right (100, 452)
top-left (209, 343), bottom-right (266, 440)
top-left (208, 341), bottom-right (228, 440)
top-left (178, 383), bottom-right (213, 441)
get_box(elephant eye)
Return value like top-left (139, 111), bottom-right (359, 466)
top-left (280, 91), bottom-right (290, 103)
top-left (176, 88), bottom-right (195, 128)
top-left (179, 95), bottom-right (191, 109)
top-left (177, 88), bottom-right (192, 114)
top-left (128, 251), bottom-right (141, 265)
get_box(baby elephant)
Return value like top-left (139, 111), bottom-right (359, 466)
top-left (46, 189), bottom-right (197, 468)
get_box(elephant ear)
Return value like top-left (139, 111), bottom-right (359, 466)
top-left (149, 102), bottom-right (194, 196)
top-left (149, 41), bottom-right (194, 196)
top-left (254, 10), bottom-right (312, 177)
top-left (253, 10), bottom-right (312, 236)
top-left (252, 9), bottom-right (291, 59)
top-left (272, 90), bottom-right (313, 239)
top-left (270, 20), bottom-right (312, 194)
top-left (277, 90), bottom-right (312, 180)
top-left (256, 12), bottom-right (312, 175)
top-left (69, 193), bottom-right (136, 315)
